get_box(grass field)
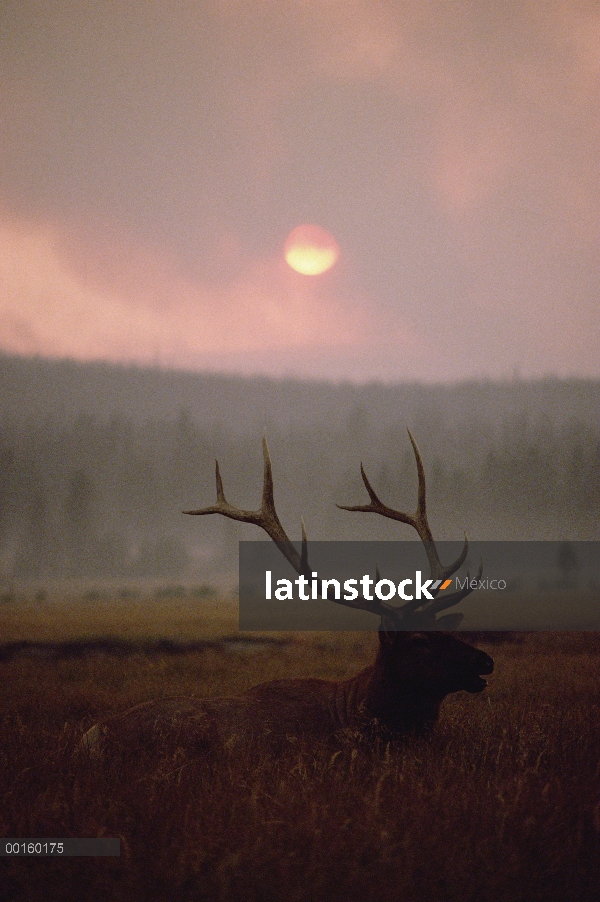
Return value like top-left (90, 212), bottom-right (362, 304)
top-left (1, 589), bottom-right (600, 901)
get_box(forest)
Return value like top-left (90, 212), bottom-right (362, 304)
top-left (0, 353), bottom-right (599, 583)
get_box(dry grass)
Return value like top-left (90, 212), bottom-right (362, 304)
top-left (1, 593), bottom-right (600, 901)
top-left (0, 584), bottom-right (238, 642)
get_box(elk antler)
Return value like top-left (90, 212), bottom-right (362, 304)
top-left (184, 436), bottom-right (417, 625)
top-left (337, 429), bottom-right (482, 625)
top-left (184, 432), bottom-right (481, 629)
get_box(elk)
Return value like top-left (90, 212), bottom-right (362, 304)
top-left (81, 432), bottom-right (493, 760)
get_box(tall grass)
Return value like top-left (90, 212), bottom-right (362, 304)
top-left (1, 601), bottom-right (599, 901)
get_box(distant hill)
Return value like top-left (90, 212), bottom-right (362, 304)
top-left (1, 353), bottom-right (599, 433)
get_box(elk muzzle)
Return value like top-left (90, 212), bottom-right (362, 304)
top-left (461, 649), bottom-right (494, 693)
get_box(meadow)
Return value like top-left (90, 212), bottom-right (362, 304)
top-left (1, 588), bottom-right (600, 901)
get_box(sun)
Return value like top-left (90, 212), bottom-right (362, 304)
top-left (284, 224), bottom-right (339, 275)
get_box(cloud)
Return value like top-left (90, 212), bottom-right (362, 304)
top-left (301, 0), bottom-right (600, 217)
top-left (0, 2), bottom-right (599, 381)
top-left (0, 213), bottom-right (396, 370)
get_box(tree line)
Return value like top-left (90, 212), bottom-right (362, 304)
top-left (1, 395), bottom-right (598, 581)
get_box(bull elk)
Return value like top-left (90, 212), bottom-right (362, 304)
top-left (81, 432), bottom-right (493, 760)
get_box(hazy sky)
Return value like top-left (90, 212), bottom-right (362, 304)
top-left (1, 1), bottom-right (599, 382)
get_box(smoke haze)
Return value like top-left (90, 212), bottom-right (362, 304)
top-left (1, 2), bottom-right (599, 381)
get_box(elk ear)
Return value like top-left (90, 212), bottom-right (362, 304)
top-left (378, 616), bottom-right (412, 645)
top-left (436, 612), bottom-right (464, 630)
top-left (378, 615), bottom-right (398, 645)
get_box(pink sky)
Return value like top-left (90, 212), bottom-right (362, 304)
top-left (0, 1), bottom-right (599, 382)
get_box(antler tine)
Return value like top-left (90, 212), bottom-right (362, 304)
top-left (407, 429), bottom-right (427, 532)
top-left (358, 464), bottom-right (402, 513)
top-left (405, 429), bottom-right (447, 581)
top-left (427, 559), bottom-right (483, 615)
top-left (336, 464), bottom-right (415, 528)
top-left (444, 533), bottom-right (469, 579)
top-left (261, 434), bottom-right (275, 512)
top-left (215, 460), bottom-right (226, 503)
top-left (300, 518), bottom-right (308, 573)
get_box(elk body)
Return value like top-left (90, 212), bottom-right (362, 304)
top-left (81, 433), bottom-right (493, 761)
